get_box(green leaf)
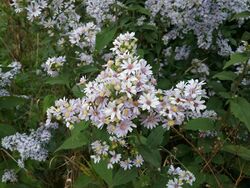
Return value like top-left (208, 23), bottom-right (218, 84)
top-left (223, 52), bottom-right (249, 69)
top-left (222, 145), bottom-right (250, 161)
top-left (55, 122), bottom-right (89, 152)
top-left (55, 132), bottom-right (88, 152)
top-left (92, 160), bottom-right (113, 186)
top-left (184, 118), bottom-right (214, 131)
top-left (76, 65), bottom-right (99, 74)
top-left (138, 145), bottom-right (161, 168)
top-left (147, 126), bottom-right (165, 148)
top-left (0, 124), bottom-right (16, 138)
top-left (45, 74), bottom-right (70, 87)
top-left (0, 96), bottom-right (28, 109)
top-left (213, 71), bottom-right (237, 81)
top-left (42, 95), bottom-right (57, 114)
top-left (73, 174), bottom-right (94, 188)
top-left (242, 31), bottom-right (250, 41)
top-left (231, 11), bottom-right (250, 20)
top-left (71, 85), bottom-right (84, 98)
top-left (230, 97), bottom-right (250, 131)
top-left (127, 5), bottom-right (151, 16)
top-left (95, 26), bottom-right (117, 52)
top-left (112, 168), bottom-right (138, 186)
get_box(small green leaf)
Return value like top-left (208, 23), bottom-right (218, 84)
top-left (184, 118), bottom-right (214, 131)
top-left (230, 97), bottom-right (250, 131)
top-left (147, 126), bottom-right (165, 148)
top-left (95, 26), bottom-right (117, 52)
top-left (222, 145), bottom-right (250, 161)
top-left (223, 52), bottom-right (249, 69)
top-left (112, 168), bottom-right (137, 186)
top-left (213, 71), bottom-right (237, 81)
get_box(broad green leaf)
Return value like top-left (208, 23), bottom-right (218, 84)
top-left (184, 118), bottom-right (214, 131)
top-left (138, 145), bottom-right (161, 168)
top-left (147, 126), bottom-right (165, 148)
top-left (213, 71), bottom-right (237, 81)
top-left (230, 97), bottom-right (250, 131)
top-left (222, 145), bottom-right (250, 161)
top-left (95, 26), bottom-right (117, 52)
top-left (112, 168), bottom-right (138, 186)
top-left (55, 132), bottom-right (88, 152)
top-left (223, 52), bottom-right (249, 69)
top-left (0, 96), bottom-right (27, 109)
top-left (92, 160), bottom-right (113, 186)
top-left (56, 122), bottom-right (89, 152)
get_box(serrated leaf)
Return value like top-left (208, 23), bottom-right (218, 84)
top-left (223, 52), bottom-right (249, 69)
top-left (222, 145), bottom-right (250, 161)
top-left (213, 71), bottom-right (237, 81)
top-left (95, 26), bottom-right (117, 52)
top-left (112, 168), bottom-right (137, 186)
top-left (184, 118), bottom-right (214, 131)
top-left (147, 126), bottom-right (165, 148)
top-left (230, 97), bottom-right (250, 131)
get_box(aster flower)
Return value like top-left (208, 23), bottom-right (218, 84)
top-left (138, 92), bottom-right (160, 111)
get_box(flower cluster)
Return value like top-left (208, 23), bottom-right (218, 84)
top-left (84, 0), bottom-right (124, 26)
top-left (1, 123), bottom-right (58, 168)
top-left (45, 32), bottom-right (209, 169)
top-left (233, 42), bottom-right (250, 85)
top-left (11, 0), bottom-right (80, 32)
top-left (167, 165), bottom-right (196, 188)
top-left (41, 56), bottom-right (66, 77)
top-left (1, 169), bottom-right (18, 183)
top-left (190, 59), bottom-right (210, 80)
top-left (0, 61), bottom-right (22, 96)
top-left (145, 0), bottom-right (250, 54)
top-left (90, 139), bottom-right (144, 170)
